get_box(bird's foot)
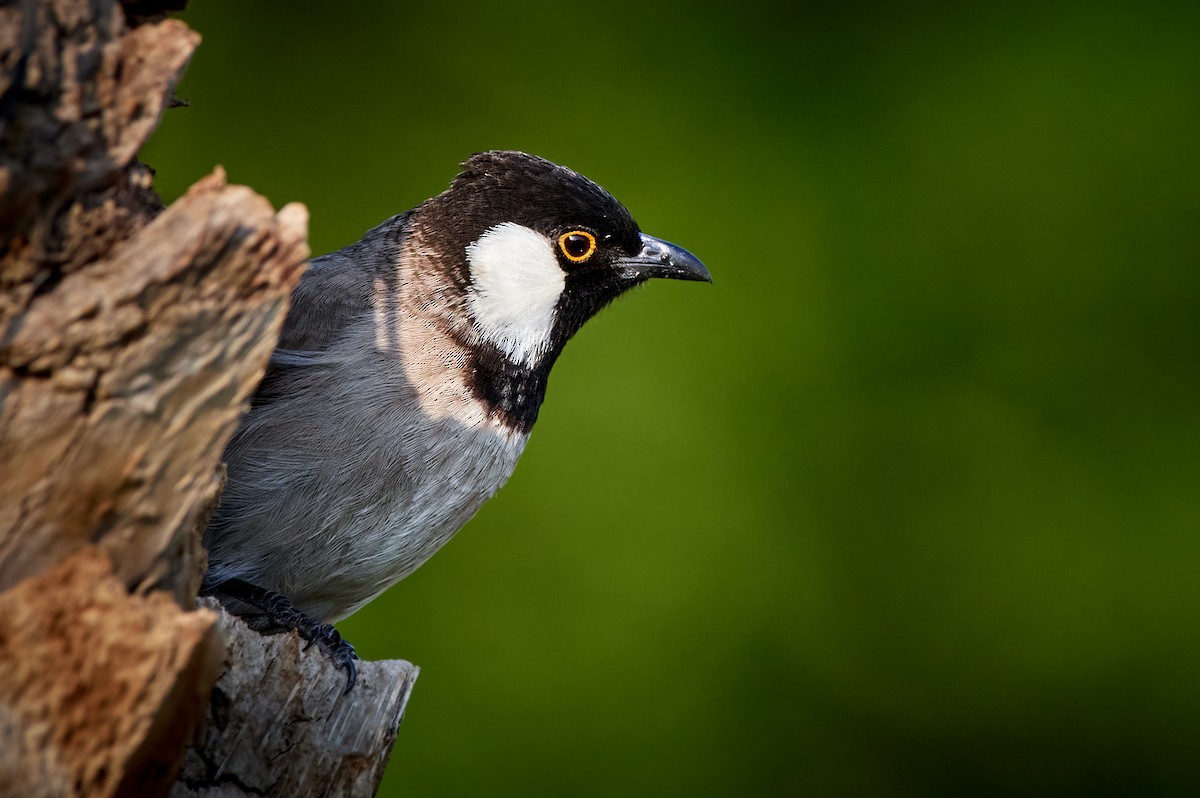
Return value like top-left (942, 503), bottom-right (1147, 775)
top-left (302, 622), bottom-right (359, 693)
top-left (206, 578), bottom-right (359, 693)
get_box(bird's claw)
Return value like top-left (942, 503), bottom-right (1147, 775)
top-left (305, 622), bottom-right (359, 693)
top-left (206, 578), bottom-right (360, 693)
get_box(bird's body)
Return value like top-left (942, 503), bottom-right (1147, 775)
top-left (206, 213), bottom-right (532, 621)
top-left (203, 152), bottom-right (709, 644)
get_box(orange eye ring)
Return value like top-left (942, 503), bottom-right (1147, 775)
top-left (558, 230), bottom-right (597, 263)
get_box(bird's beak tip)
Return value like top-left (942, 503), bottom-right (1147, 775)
top-left (622, 233), bottom-right (711, 283)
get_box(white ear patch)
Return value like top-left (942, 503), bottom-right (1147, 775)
top-left (466, 222), bottom-right (565, 365)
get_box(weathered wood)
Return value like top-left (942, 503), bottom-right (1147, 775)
top-left (0, 548), bottom-right (224, 798)
top-left (173, 601), bottom-right (418, 798)
top-left (0, 167), bottom-right (309, 603)
top-left (0, 0), bottom-right (309, 605)
top-left (0, 2), bottom-right (417, 795)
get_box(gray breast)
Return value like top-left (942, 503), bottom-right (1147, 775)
top-left (203, 338), bottom-right (527, 622)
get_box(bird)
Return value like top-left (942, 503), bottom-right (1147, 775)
top-left (201, 151), bottom-right (710, 689)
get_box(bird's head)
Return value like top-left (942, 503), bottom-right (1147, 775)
top-left (414, 151), bottom-right (710, 368)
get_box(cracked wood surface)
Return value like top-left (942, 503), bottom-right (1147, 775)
top-left (0, 166), bottom-right (308, 602)
top-left (173, 601), bottom-right (418, 798)
top-left (0, 1), bottom-right (417, 795)
top-left (0, 549), bottom-right (224, 798)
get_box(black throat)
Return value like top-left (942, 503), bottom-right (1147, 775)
top-left (464, 343), bottom-right (555, 435)
top-left (458, 270), bottom-right (639, 436)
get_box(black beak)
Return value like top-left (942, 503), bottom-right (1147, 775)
top-left (618, 234), bottom-right (711, 283)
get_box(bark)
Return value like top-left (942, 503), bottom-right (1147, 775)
top-left (0, 548), bottom-right (223, 798)
top-left (173, 601), bottom-right (418, 798)
top-left (0, 2), bottom-right (416, 795)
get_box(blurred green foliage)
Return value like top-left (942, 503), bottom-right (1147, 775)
top-left (143, 1), bottom-right (1200, 794)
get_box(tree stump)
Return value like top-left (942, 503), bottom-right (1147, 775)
top-left (0, 1), bottom-right (417, 795)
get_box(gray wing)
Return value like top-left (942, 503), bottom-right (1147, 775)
top-left (205, 212), bottom-right (414, 593)
top-left (275, 211), bottom-right (411, 354)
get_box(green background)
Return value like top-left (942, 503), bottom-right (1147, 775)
top-left (144, 2), bottom-right (1200, 794)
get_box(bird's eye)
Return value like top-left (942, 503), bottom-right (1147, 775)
top-left (558, 231), bottom-right (597, 263)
